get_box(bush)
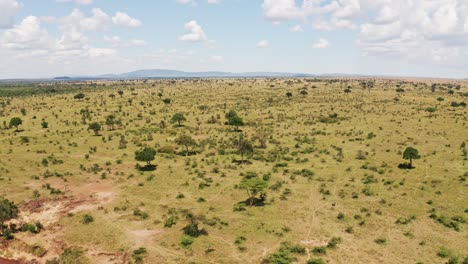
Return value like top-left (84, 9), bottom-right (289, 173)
top-left (81, 214), bottom-right (94, 224)
top-left (438, 247), bottom-right (451, 258)
top-left (327, 237), bottom-right (342, 249)
top-left (374, 238), bottom-right (387, 245)
top-left (180, 235), bottom-right (194, 248)
top-left (312, 246), bottom-right (327, 255)
top-left (307, 258), bottom-right (326, 264)
top-left (262, 242), bottom-right (306, 264)
top-left (132, 247), bottom-right (147, 264)
top-left (164, 215), bottom-right (178, 228)
top-left (60, 248), bottom-right (89, 264)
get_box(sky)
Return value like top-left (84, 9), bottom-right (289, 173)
top-left (0, 0), bottom-right (467, 79)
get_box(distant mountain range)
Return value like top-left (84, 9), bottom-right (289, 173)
top-left (2, 69), bottom-right (462, 81)
top-left (97, 69), bottom-right (321, 79)
top-left (52, 69), bottom-right (365, 80)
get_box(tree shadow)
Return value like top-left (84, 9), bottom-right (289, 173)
top-left (136, 164), bottom-right (158, 171)
top-left (398, 163), bottom-right (414, 169)
top-left (232, 159), bottom-right (252, 165)
top-left (177, 150), bottom-right (198, 156)
top-left (234, 197), bottom-right (266, 211)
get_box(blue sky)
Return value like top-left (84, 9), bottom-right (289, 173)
top-left (0, 0), bottom-right (467, 78)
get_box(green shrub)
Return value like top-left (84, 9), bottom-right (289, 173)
top-left (180, 235), bottom-right (194, 248)
top-left (81, 214), bottom-right (94, 224)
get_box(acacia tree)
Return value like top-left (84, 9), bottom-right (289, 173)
top-left (106, 115), bottom-right (116, 130)
top-left (9, 117), bottom-right (22, 132)
top-left (403, 147), bottom-right (421, 168)
top-left (253, 128), bottom-right (270, 149)
top-left (74, 93), bottom-right (85, 100)
top-left (135, 147), bottom-right (157, 166)
top-left (171, 113), bottom-right (186, 127)
top-left (239, 177), bottom-right (268, 206)
top-left (163, 98), bottom-right (172, 106)
top-left (88, 122), bottom-right (101, 136)
top-left (233, 134), bottom-right (253, 164)
top-left (228, 116), bottom-right (245, 131)
top-left (175, 134), bottom-right (196, 156)
top-left (226, 110), bottom-right (244, 131)
top-left (118, 90), bottom-right (124, 97)
top-left (0, 197), bottom-right (18, 235)
top-left (286, 92), bottom-right (293, 99)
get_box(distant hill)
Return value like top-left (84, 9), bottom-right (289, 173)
top-left (96, 69), bottom-right (321, 79)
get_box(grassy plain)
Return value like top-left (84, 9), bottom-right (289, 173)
top-left (0, 78), bottom-right (466, 263)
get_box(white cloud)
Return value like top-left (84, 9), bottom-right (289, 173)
top-left (76, 0), bottom-right (93, 4)
top-left (262, 0), bottom-right (303, 22)
top-left (112, 12), bottom-right (142, 27)
top-left (0, 15), bottom-right (119, 67)
top-left (289, 24), bottom-right (303, 32)
top-left (261, 0), bottom-right (468, 66)
top-left (210, 55), bottom-right (223, 62)
top-left (177, 0), bottom-right (197, 6)
top-left (312, 38), bottom-right (330, 48)
top-left (357, 0), bottom-right (468, 64)
top-left (0, 0), bottom-right (21, 28)
top-left (56, 0), bottom-right (94, 5)
top-left (104, 35), bottom-right (147, 48)
top-left (256, 40), bottom-right (270, 48)
top-left (176, 0), bottom-right (219, 5)
top-left (56, 8), bottom-right (110, 32)
top-left (1, 16), bottom-right (55, 50)
top-left (179, 20), bottom-right (207, 42)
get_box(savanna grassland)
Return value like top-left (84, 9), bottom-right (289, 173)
top-left (0, 78), bottom-right (467, 264)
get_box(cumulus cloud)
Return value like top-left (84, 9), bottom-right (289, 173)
top-left (1, 16), bottom-right (55, 50)
top-left (256, 40), bottom-right (270, 48)
top-left (177, 0), bottom-right (219, 5)
top-left (210, 55), bottom-right (223, 62)
top-left (289, 24), bottom-right (303, 32)
top-left (312, 38), bottom-right (330, 48)
top-left (357, 0), bottom-right (468, 64)
top-left (112, 12), bottom-right (142, 28)
top-left (179, 20), bottom-right (208, 42)
top-left (104, 35), bottom-right (147, 48)
top-left (177, 0), bottom-right (197, 6)
top-left (0, 0), bottom-right (21, 28)
top-left (56, 0), bottom-right (94, 5)
top-left (262, 0), bottom-right (468, 65)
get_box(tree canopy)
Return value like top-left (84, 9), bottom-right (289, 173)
top-left (0, 197), bottom-right (18, 228)
top-left (171, 113), bottom-right (187, 126)
top-left (135, 147), bottom-right (157, 165)
top-left (9, 117), bottom-right (22, 131)
top-left (403, 147), bottom-right (421, 168)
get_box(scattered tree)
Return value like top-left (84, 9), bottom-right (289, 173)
top-left (163, 98), bottom-right (172, 106)
top-left (0, 197), bottom-right (18, 235)
top-left (233, 134), bottom-right (253, 163)
top-left (9, 117), bottom-right (22, 132)
top-left (106, 115), bottom-right (116, 130)
top-left (171, 113), bottom-right (186, 127)
top-left (239, 177), bottom-right (268, 206)
top-left (88, 122), bottom-right (101, 136)
top-left (402, 147), bottom-right (421, 168)
top-left (175, 134), bottom-right (197, 156)
top-left (135, 147), bottom-right (157, 166)
top-left (74, 93), bottom-right (85, 100)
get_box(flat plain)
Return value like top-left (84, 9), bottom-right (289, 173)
top-left (0, 78), bottom-right (466, 264)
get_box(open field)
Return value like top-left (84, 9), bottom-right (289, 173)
top-left (0, 78), bottom-right (467, 264)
